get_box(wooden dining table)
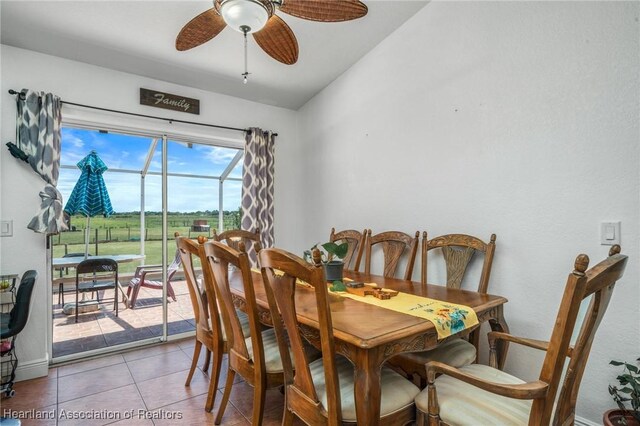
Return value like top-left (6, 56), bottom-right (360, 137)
top-left (229, 269), bottom-right (509, 426)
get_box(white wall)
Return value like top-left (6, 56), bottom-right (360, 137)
top-left (297, 1), bottom-right (639, 423)
top-left (0, 45), bottom-right (300, 379)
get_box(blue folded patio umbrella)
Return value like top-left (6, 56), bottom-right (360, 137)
top-left (64, 150), bottom-right (114, 257)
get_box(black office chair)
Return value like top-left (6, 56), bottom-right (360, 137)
top-left (75, 259), bottom-right (118, 323)
top-left (0, 270), bottom-right (37, 340)
top-left (0, 270), bottom-right (37, 403)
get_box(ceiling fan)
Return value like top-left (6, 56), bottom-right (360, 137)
top-left (176, 0), bottom-right (368, 82)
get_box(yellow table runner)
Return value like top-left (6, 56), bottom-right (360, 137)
top-left (252, 269), bottom-right (478, 339)
top-left (334, 284), bottom-right (478, 339)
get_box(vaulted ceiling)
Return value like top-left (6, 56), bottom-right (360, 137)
top-left (1, 1), bottom-right (428, 109)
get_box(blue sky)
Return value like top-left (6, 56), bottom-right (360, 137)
top-left (58, 127), bottom-right (243, 213)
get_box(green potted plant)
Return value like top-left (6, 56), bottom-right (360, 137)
top-left (605, 358), bottom-right (640, 426)
top-left (304, 241), bottom-right (349, 282)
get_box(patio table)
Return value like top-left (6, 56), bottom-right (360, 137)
top-left (53, 254), bottom-right (145, 306)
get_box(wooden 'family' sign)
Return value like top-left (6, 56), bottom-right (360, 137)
top-left (140, 88), bottom-right (200, 115)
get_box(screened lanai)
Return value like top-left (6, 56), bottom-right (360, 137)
top-left (51, 125), bottom-right (245, 359)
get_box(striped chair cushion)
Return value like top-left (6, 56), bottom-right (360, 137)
top-left (398, 338), bottom-right (476, 369)
top-left (221, 309), bottom-right (251, 341)
top-left (311, 355), bottom-right (420, 423)
top-left (245, 327), bottom-right (287, 373)
top-left (415, 364), bottom-right (532, 425)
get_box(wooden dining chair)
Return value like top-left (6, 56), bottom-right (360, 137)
top-left (364, 230), bottom-right (420, 280)
top-left (415, 245), bottom-right (628, 426)
top-left (200, 240), bottom-right (285, 425)
top-left (176, 234), bottom-right (251, 412)
top-left (390, 233), bottom-right (497, 384)
top-left (258, 247), bottom-right (421, 425)
top-left (213, 228), bottom-right (262, 265)
top-left (329, 227), bottom-right (367, 271)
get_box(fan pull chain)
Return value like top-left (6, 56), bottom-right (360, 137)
top-left (241, 26), bottom-right (250, 84)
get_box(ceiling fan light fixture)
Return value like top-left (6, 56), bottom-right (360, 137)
top-left (220, 0), bottom-right (270, 34)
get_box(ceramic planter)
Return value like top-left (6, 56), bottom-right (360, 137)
top-left (324, 261), bottom-right (344, 282)
top-left (604, 409), bottom-right (640, 426)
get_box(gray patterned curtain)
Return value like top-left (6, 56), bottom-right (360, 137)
top-left (10, 89), bottom-right (67, 234)
top-left (241, 128), bottom-right (275, 252)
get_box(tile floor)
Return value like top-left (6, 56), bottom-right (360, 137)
top-left (52, 281), bottom-right (196, 358)
top-left (2, 338), bottom-right (300, 426)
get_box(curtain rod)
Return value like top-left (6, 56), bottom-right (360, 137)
top-left (7, 89), bottom-right (278, 137)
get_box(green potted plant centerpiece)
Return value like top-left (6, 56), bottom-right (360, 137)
top-left (304, 241), bottom-right (349, 282)
top-left (605, 358), bottom-right (640, 426)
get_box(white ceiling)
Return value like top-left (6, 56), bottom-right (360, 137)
top-left (0, 1), bottom-right (428, 110)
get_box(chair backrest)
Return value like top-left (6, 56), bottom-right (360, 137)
top-left (526, 246), bottom-right (628, 425)
top-left (4, 270), bottom-right (37, 337)
top-left (421, 232), bottom-right (497, 293)
top-left (200, 240), bottom-right (265, 368)
top-left (258, 247), bottom-right (341, 424)
top-left (364, 230), bottom-right (420, 280)
top-left (76, 258), bottom-right (118, 287)
top-left (176, 235), bottom-right (223, 340)
top-left (214, 228), bottom-right (262, 265)
top-left (329, 228), bottom-right (367, 272)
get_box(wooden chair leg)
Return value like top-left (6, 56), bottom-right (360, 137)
top-left (252, 377), bottom-right (267, 426)
top-left (283, 407), bottom-right (295, 426)
top-left (185, 340), bottom-right (202, 386)
top-left (206, 345), bottom-right (224, 412)
top-left (214, 369), bottom-right (236, 423)
top-left (202, 349), bottom-right (212, 373)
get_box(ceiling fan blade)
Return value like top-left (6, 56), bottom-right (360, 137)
top-left (253, 15), bottom-right (299, 65)
top-left (176, 8), bottom-right (227, 51)
top-left (278, 0), bottom-right (368, 22)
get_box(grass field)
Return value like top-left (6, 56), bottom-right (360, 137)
top-left (52, 212), bottom-right (237, 274)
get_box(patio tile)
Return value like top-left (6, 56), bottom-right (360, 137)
top-left (58, 354), bottom-right (125, 377)
top-left (125, 349), bottom-right (192, 382)
top-left (58, 363), bottom-right (134, 403)
top-left (152, 391), bottom-right (248, 426)
top-left (136, 368), bottom-right (210, 410)
top-left (0, 375), bottom-right (57, 412)
top-left (57, 384), bottom-right (145, 426)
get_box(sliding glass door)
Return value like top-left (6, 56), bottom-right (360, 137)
top-left (51, 125), bottom-right (243, 362)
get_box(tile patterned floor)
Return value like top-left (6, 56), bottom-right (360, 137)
top-left (2, 338), bottom-right (299, 426)
top-left (52, 281), bottom-right (196, 358)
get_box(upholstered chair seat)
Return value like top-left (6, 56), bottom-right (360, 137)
top-left (415, 364), bottom-right (532, 425)
top-left (311, 355), bottom-right (420, 422)
top-left (398, 338), bottom-right (476, 369)
top-left (244, 328), bottom-right (286, 373)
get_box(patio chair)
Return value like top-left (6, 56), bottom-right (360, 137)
top-left (58, 252), bottom-right (90, 305)
top-left (75, 258), bottom-right (119, 323)
top-left (127, 249), bottom-right (179, 309)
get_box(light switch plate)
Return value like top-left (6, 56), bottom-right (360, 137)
top-left (600, 221), bottom-right (621, 245)
top-left (0, 220), bottom-right (13, 237)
